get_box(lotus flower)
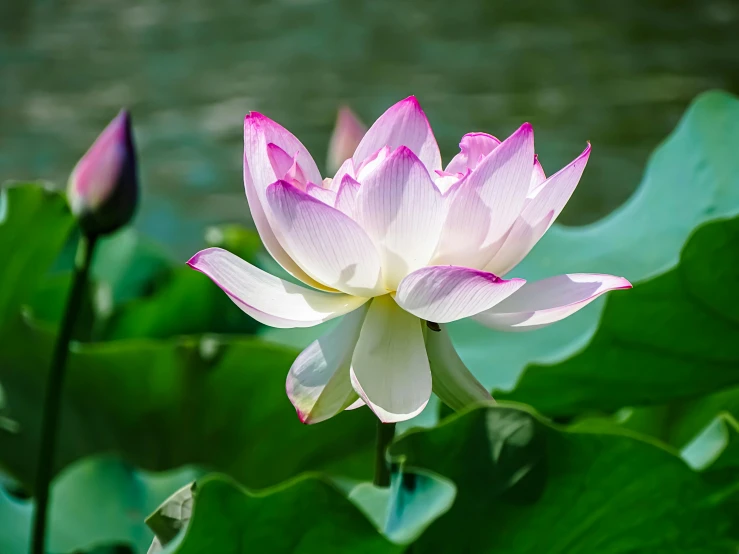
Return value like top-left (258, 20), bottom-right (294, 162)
top-left (188, 97), bottom-right (631, 424)
top-left (67, 110), bottom-right (138, 236)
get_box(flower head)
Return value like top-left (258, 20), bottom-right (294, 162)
top-left (67, 110), bottom-right (138, 236)
top-left (188, 97), bottom-right (631, 424)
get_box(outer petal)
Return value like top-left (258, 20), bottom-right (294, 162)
top-left (246, 112), bottom-right (322, 187)
top-left (433, 123), bottom-right (535, 269)
top-left (355, 146), bottom-right (444, 289)
top-left (267, 181), bottom-right (386, 296)
top-left (530, 154), bottom-right (546, 191)
top-left (353, 96), bottom-right (442, 173)
top-left (395, 266), bottom-right (526, 323)
top-left (484, 210), bottom-right (554, 276)
top-left (345, 398), bottom-right (365, 410)
top-left (473, 273), bottom-right (632, 331)
top-left (444, 132), bottom-right (500, 175)
top-left (485, 145), bottom-right (591, 275)
top-left (287, 304), bottom-right (369, 424)
top-left (350, 295), bottom-right (432, 423)
top-left (525, 144), bottom-right (591, 224)
top-left (426, 325), bottom-right (493, 411)
top-left (68, 110), bottom-right (136, 215)
top-left (244, 114), bottom-right (330, 290)
top-left (187, 247), bottom-right (367, 328)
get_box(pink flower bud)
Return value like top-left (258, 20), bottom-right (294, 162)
top-left (326, 106), bottom-right (366, 174)
top-left (67, 110), bottom-right (138, 236)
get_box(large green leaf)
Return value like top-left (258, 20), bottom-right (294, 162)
top-left (346, 467), bottom-right (456, 545)
top-left (159, 475), bottom-right (401, 554)
top-left (0, 326), bottom-right (375, 491)
top-left (147, 469), bottom-right (455, 551)
top-left (100, 268), bottom-right (261, 340)
top-left (0, 456), bottom-right (197, 554)
top-left (631, 387), bottom-right (739, 451)
top-left (499, 214), bottom-right (739, 416)
top-left (0, 183), bottom-right (75, 330)
top-left (99, 224), bottom-right (264, 340)
top-left (390, 405), bottom-right (738, 553)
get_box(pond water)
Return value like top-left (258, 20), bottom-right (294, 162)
top-left (1, 0), bottom-right (737, 258)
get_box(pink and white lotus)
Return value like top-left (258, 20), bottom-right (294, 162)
top-left (188, 97), bottom-right (631, 424)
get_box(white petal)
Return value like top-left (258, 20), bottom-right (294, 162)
top-left (395, 266), bottom-right (526, 323)
top-left (485, 145), bottom-right (591, 275)
top-left (286, 304), bottom-right (368, 424)
top-left (444, 132), bottom-right (500, 174)
top-left (334, 175), bottom-right (361, 219)
top-left (433, 123), bottom-right (535, 269)
top-left (474, 273), bottom-right (632, 331)
top-left (484, 211), bottom-right (554, 276)
top-left (434, 171), bottom-right (465, 194)
top-left (329, 157), bottom-right (357, 192)
top-left (244, 114), bottom-right (330, 290)
top-left (266, 142), bottom-right (295, 179)
top-left (266, 181), bottom-right (385, 296)
top-left (356, 146), bottom-right (391, 182)
top-left (350, 295), bottom-right (432, 423)
top-left (188, 247), bottom-right (367, 328)
top-left (345, 398), bottom-right (365, 411)
top-left (425, 324), bottom-right (493, 411)
top-left (523, 144), bottom-right (590, 228)
top-left (246, 112), bottom-right (322, 187)
top-left (305, 183), bottom-right (337, 205)
top-left (530, 155), bottom-right (546, 191)
top-left (355, 146), bottom-right (444, 289)
top-left (353, 96), bottom-right (442, 173)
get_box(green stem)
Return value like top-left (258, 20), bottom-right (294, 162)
top-left (30, 233), bottom-right (98, 554)
top-left (373, 420), bottom-right (396, 487)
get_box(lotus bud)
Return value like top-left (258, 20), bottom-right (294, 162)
top-left (67, 110), bottom-right (138, 236)
top-left (327, 106), bottom-right (366, 174)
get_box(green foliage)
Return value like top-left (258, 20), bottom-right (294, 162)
top-left (390, 405), bottom-right (738, 553)
top-left (157, 475), bottom-right (402, 554)
top-left (98, 224), bottom-right (264, 340)
top-left (2, 91), bottom-right (739, 552)
top-left (346, 467), bottom-right (456, 544)
top-left (146, 482), bottom-right (194, 551)
top-left (0, 456), bottom-right (197, 554)
top-left (0, 330), bottom-right (376, 491)
top-left (0, 184), bottom-right (74, 330)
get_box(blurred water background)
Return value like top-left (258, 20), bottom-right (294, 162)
top-left (1, 0), bottom-right (737, 258)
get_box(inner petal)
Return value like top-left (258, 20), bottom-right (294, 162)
top-left (445, 132), bottom-right (501, 174)
top-left (267, 142), bottom-right (307, 189)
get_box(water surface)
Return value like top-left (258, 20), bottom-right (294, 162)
top-left (1, 0), bottom-right (737, 257)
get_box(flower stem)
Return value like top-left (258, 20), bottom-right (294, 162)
top-left (373, 420), bottom-right (396, 487)
top-left (30, 233), bottom-right (98, 554)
